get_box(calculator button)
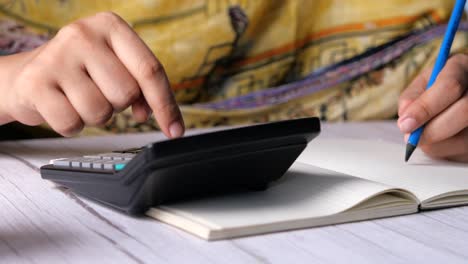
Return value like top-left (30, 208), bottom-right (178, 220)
top-left (79, 158), bottom-right (97, 169)
top-left (96, 153), bottom-right (113, 159)
top-left (81, 161), bottom-right (92, 168)
top-left (115, 163), bottom-right (126, 171)
top-left (83, 153), bottom-right (136, 161)
top-left (50, 152), bottom-right (133, 171)
top-left (120, 153), bottom-right (135, 160)
top-left (102, 161), bottom-right (115, 170)
top-left (70, 161), bottom-right (81, 168)
top-left (114, 153), bottom-right (134, 160)
top-left (52, 158), bottom-right (71, 167)
top-left (91, 162), bottom-right (103, 169)
top-left (83, 155), bottom-right (101, 159)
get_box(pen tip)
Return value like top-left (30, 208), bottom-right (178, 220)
top-left (405, 144), bottom-right (416, 162)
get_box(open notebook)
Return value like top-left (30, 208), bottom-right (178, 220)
top-left (147, 139), bottom-right (468, 240)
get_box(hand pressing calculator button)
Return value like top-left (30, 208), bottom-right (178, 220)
top-left (41, 117), bottom-right (321, 214)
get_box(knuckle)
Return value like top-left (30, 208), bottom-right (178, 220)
top-left (413, 99), bottom-right (432, 120)
top-left (96, 11), bottom-right (121, 22)
top-left (57, 22), bottom-right (93, 48)
top-left (58, 22), bottom-right (87, 40)
top-left (58, 117), bottom-right (84, 136)
top-left (96, 11), bottom-right (125, 31)
top-left (443, 78), bottom-right (465, 98)
top-left (138, 59), bottom-right (164, 81)
top-left (122, 85), bottom-right (141, 104)
top-left (451, 53), bottom-right (468, 66)
top-left (88, 104), bottom-right (113, 125)
top-left (154, 99), bottom-right (179, 118)
top-left (112, 84), bottom-right (141, 111)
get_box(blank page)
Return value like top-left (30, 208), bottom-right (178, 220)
top-left (148, 163), bottom-right (416, 240)
top-left (297, 138), bottom-right (468, 208)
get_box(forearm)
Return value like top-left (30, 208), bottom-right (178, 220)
top-left (0, 55), bottom-right (15, 125)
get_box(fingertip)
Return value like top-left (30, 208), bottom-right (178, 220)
top-left (169, 120), bottom-right (184, 138)
top-left (398, 117), bottom-right (417, 134)
top-left (151, 97), bottom-right (184, 138)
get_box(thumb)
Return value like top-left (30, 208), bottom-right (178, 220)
top-left (398, 68), bottom-right (431, 117)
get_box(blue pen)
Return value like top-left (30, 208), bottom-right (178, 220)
top-left (405, 0), bottom-right (466, 162)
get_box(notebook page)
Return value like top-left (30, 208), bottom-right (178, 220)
top-left (148, 163), bottom-right (417, 239)
top-left (297, 138), bottom-right (468, 207)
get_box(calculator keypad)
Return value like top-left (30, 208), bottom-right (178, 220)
top-left (50, 153), bottom-right (136, 171)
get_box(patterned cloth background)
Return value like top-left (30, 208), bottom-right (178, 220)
top-left (0, 0), bottom-right (467, 136)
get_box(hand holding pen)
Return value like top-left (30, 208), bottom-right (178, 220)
top-left (398, 0), bottom-right (468, 162)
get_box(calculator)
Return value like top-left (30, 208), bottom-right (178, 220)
top-left (41, 117), bottom-right (321, 214)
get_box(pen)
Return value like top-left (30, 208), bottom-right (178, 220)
top-left (405, 0), bottom-right (466, 162)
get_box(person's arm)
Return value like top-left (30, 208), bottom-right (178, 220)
top-left (398, 53), bottom-right (468, 162)
top-left (0, 12), bottom-right (184, 138)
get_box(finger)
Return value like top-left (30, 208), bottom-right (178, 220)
top-left (398, 68), bottom-right (430, 117)
top-left (81, 40), bottom-right (141, 112)
top-left (11, 110), bottom-right (44, 126)
top-left (447, 154), bottom-right (468, 163)
top-left (34, 86), bottom-right (83, 137)
top-left (404, 133), bottom-right (410, 143)
top-left (58, 69), bottom-right (113, 126)
top-left (88, 12), bottom-right (184, 138)
top-left (398, 55), bottom-right (468, 133)
top-left (419, 90), bottom-right (468, 144)
top-left (0, 114), bottom-right (15, 125)
top-left (132, 96), bottom-right (152, 123)
top-left (419, 128), bottom-right (468, 160)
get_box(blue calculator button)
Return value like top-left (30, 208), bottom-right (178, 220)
top-left (115, 164), bottom-right (126, 171)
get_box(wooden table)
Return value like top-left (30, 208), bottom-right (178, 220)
top-left (0, 121), bottom-right (467, 264)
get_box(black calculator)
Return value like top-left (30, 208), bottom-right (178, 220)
top-left (41, 117), bottom-right (321, 214)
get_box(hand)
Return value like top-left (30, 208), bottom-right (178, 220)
top-left (398, 53), bottom-right (468, 162)
top-left (0, 12), bottom-right (184, 138)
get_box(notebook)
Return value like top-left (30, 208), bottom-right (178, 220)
top-left (146, 138), bottom-right (468, 240)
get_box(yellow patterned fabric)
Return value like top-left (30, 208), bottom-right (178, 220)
top-left (0, 0), bottom-right (466, 135)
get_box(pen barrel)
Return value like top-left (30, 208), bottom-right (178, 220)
top-left (426, 0), bottom-right (466, 90)
top-left (408, 125), bottom-right (425, 146)
top-left (407, 0), bottom-right (465, 150)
